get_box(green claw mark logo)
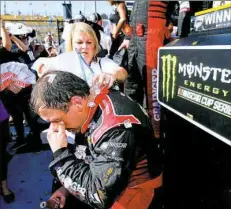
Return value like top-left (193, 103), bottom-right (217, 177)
top-left (161, 55), bottom-right (178, 102)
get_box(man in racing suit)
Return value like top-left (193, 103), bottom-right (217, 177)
top-left (120, 1), bottom-right (177, 139)
top-left (31, 71), bottom-right (163, 209)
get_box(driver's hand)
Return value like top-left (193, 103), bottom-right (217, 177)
top-left (49, 186), bottom-right (69, 208)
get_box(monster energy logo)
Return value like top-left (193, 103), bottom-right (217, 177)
top-left (161, 55), bottom-right (177, 102)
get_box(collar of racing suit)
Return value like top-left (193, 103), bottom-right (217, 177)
top-left (81, 86), bottom-right (109, 134)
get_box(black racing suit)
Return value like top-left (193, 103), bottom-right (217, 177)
top-left (124, 1), bottom-right (176, 139)
top-left (49, 90), bottom-right (163, 209)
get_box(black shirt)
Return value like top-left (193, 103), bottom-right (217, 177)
top-left (11, 46), bottom-right (35, 65)
top-left (0, 46), bottom-right (35, 65)
top-left (0, 47), bottom-right (22, 64)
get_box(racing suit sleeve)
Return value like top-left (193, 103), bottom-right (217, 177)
top-left (49, 127), bottom-right (138, 209)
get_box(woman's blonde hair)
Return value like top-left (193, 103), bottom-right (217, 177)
top-left (65, 22), bottom-right (100, 58)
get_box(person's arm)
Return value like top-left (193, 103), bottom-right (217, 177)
top-left (113, 66), bottom-right (128, 83)
top-left (112, 3), bottom-right (127, 39)
top-left (31, 57), bottom-right (57, 77)
top-left (101, 58), bottom-right (128, 83)
top-left (49, 128), bottom-right (137, 209)
top-left (92, 57), bottom-right (128, 88)
top-left (10, 35), bottom-right (27, 52)
top-left (1, 20), bottom-right (12, 51)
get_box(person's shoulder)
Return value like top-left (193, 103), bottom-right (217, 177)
top-left (117, 2), bottom-right (126, 10)
top-left (0, 48), bottom-right (8, 64)
top-left (100, 57), bottom-right (116, 64)
top-left (0, 47), bottom-right (16, 64)
top-left (98, 57), bottom-right (119, 72)
top-left (58, 51), bottom-right (76, 59)
top-left (59, 50), bottom-right (75, 56)
top-left (108, 90), bottom-right (150, 126)
top-left (0, 47), bottom-right (7, 53)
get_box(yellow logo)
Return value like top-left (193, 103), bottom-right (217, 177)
top-left (161, 55), bottom-right (178, 102)
top-left (192, 41), bottom-right (198, 46)
top-left (106, 168), bottom-right (113, 176)
top-left (104, 168), bottom-right (114, 183)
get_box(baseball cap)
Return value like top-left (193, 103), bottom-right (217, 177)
top-left (74, 14), bottom-right (86, 22)
top-left (89, 13), bottom-right (102, 23)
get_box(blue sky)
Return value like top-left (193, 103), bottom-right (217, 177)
top-left (1, 1), bottom-right (114, 17)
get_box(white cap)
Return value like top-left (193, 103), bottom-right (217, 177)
top-left (5, 22), bottom-right (33, 35)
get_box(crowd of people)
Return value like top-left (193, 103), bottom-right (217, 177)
top-left (0, 1), bottom-right (215, 208)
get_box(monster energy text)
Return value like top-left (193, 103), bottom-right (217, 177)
top-left (161, 54), bottom-right (231, 101)
top-left (179, 62), bottom-right (231, 83)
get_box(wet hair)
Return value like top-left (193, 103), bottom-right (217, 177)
top-left (31, 71), bottom-right (90, 113)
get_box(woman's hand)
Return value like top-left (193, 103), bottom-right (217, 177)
top-left (112, 33), bottom-right (118, 40)
top-left (34, 62), bottom-right (53, 77)
top-left (92, 73), bottom-right (116, 88)
top-left (32, 57), bottom-right (57, 77)
top-left (36, 63), bottom-right (47, 77)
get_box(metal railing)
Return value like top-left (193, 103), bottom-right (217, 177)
top-left (3, 19), bottom-right (65, 45)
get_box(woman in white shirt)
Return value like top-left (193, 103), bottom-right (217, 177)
top-left (35, 22), bottom-right (127, 88)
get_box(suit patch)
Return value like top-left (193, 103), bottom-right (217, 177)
top-left (91, 96), bottom-right (141, 145)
